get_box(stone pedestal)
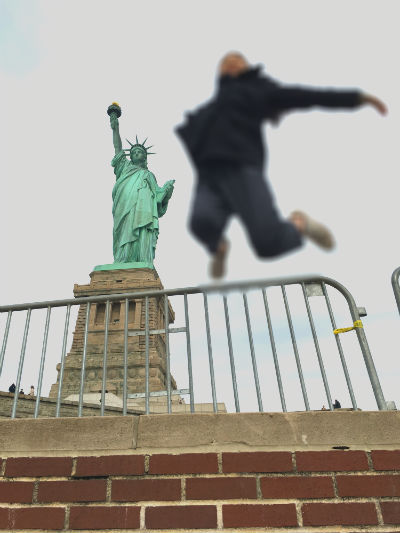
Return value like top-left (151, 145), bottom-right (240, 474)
top-left (49, 268), bottom-right (176, 400)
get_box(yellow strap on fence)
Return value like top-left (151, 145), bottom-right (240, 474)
top-left (333, 320), bottom-right (363, 335)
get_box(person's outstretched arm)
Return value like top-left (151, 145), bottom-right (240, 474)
top-left (265, 83), bottom-right (387, 116)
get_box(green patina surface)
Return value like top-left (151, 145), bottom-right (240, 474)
top-left (107, 103), bottom-right (174, 266)
top-left (93, 261), bottom-right (154, 272)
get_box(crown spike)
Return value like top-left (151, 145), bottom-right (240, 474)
top-left (135, 135), bottom-right (139, 144)
top-left (126, 138), bottom-right (134, 147)
top-left (141, 137), bottom-right (148, 147)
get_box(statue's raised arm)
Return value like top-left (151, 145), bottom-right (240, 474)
top-left (107, 103), bottom-right (123, 155)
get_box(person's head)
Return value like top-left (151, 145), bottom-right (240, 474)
top-left (219, 52), bottom-right (250, 77)
top-left (129, 145), bottom-right (147, 168)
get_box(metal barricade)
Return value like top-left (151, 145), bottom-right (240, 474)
top-left (392, 267), bottom-right (400, 316)
top-left (0, 274), bottom-right (387, 418)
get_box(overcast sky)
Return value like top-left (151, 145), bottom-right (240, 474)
top-left (0, 0), bottom-right (399, 411)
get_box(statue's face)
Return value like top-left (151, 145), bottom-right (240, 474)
top-left (130, 147), bottom-right (147, 166)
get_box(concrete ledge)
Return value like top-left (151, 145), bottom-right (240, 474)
top-left (0, 411), bottom-right (399, 456)
top-left (0, 416), bottom-right (138, 454)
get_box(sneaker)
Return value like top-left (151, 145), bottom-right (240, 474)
top-left (291, 210), bottom-right (335, 250)
top-left (210, 239), bottom-right (230, 279)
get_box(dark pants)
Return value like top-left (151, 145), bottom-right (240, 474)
top-left (190, 163), bottom-right (302, 257)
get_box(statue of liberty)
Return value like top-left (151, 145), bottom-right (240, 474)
top-left (107, 103), bottom-right (174, 266)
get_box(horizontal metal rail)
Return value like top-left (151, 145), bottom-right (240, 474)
top-left (0, 273), bottom-right (388, 417)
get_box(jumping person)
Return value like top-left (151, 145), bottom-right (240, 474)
top-left (176, 52), bottom-right (387, 278)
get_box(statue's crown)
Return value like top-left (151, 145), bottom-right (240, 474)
top-left (124, 136), bottom-right (155, 156)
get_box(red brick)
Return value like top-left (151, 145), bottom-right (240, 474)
top-left (149, 453), bottom-right (218, 474)
top-left (75, 454), bottom-right (145, 476)
top-left (261, 476), bottom-right (334, 499)
top-left (5, 456), bottom-right (72, 477)
top-left (186, 477), bottom-right (257, 500)
top-left (372, 450), bottom-right (400, 471)
top-left (0, 481), bottom-right (33, 503)
top-left (112, 478), bottom-right (180, 501)
top-left (223, 451), bottom-right (293, 473)
top-left (296, 451), bottom-right (368, 472)
top-left (337, 474), bottom-right (400, 497)
top-left (381, 501), bottom-right (400, 524)
top-left (302, 502), bottom-right (378, 526)
top-left (70, 505), bottom-right (140, 529)
top-left (223, 504), bottom-right (297, 528)
top-left (0, 507), bottom-right (65, 530)
top-left (37, 479), bottom-right (107, 502)
top-left (146, 505), bottom-right (217, 529)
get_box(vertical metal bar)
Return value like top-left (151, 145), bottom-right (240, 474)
top-left (164, 295), bottom-right (172, 414)
top-left (123, 299), bottom-right (129, 416)
top-left (301, 283), bottom-right (333, 410)
top-left (56, 305), bottom-right (71, 417)
top-left (11, 308), bottom-right (32, 419)
top-left (203, 293), bottom-right (218, 413)
top-left (145, 297), bottom-right (150, 415)
top-left (355, 324), bottom-right (387, 410)
top-left (321, 282), bottom-right (357, 409)
top-left (100, 301), bottom-right (110, 416)
top-left (0, 311), bottom-right (12, 377)
top-left (281, 285), bottom-right (310, 411)
top-left (184, 294), bottom-right (195, 413)
top-left (223, 295), bottom-right (240, 412)
top-left (391, 267), bottom-right (400, 316)
top-left (262, 289), bottom-right (287, 412)
top-left (34, 306), bottom-right (52, 419)
top-left (243, 293), bottom-right (263, 412)
top-left (78, 303), bottom-right (91, 417)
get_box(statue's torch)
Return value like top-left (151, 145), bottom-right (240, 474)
top-left (107, 102), bottom-right (122, 118)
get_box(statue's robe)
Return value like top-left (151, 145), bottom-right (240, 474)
top-left (112, 151), bottom-right (171, 263)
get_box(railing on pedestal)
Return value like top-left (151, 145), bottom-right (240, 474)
top-left (0, 274), bottom-right (387, 417)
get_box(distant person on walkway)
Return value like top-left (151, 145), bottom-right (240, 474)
top-left (8, 383), bottom-right (15, 394)
top-left (333, 399), bottom-right (341, 409)
top-left (19, 388), bottom-right (24, 395)
top-left (28, 385), bottom-right (35, 396)
top-left (176, 52), bottom-right (387, 277)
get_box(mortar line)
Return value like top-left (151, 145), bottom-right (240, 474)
top-left (256, 474), bottom-right (262, 499)
top-left (181, 477), bottom-right (186, 501)
top-left (295, 500), bottom-right (303, 527)
top-left (64, 505), bottom-right (70, 531)
top-left (144, 454), bottom-right (150, 474)
top-left (216, 502), bottom-right (223, 529)
top-left (375, 498), bottom-right (384, 526)
top-left (217, 452), bottom-right (222, 474)
top-left (140, 505), bottom-right (146, 530)
top-left (106, 476), bottom-right (112, 503)
top-left (332, 472), bottom-right (338, 498)
top-left (71, 457), bottom-right (77, 477)
top-left (366, 450), bottom-right (374, 471)
top-left (292, 451), bottom-right (297, 473)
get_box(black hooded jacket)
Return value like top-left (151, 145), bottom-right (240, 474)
top-left (176, 66), bottom-right (362, 169)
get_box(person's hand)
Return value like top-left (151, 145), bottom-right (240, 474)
top-left (110, 113), bottom-right (119, 130)
top-left (361, 93), bottom-right (388, 115)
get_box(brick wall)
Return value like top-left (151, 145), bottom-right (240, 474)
top-left (1, 450), bottom-right (400, 530)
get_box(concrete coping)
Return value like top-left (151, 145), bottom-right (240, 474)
top-left (0, 410), bottom-right (400, 456)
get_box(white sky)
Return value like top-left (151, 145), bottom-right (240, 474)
top-left (0, 0), bottom-right (399, 411)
